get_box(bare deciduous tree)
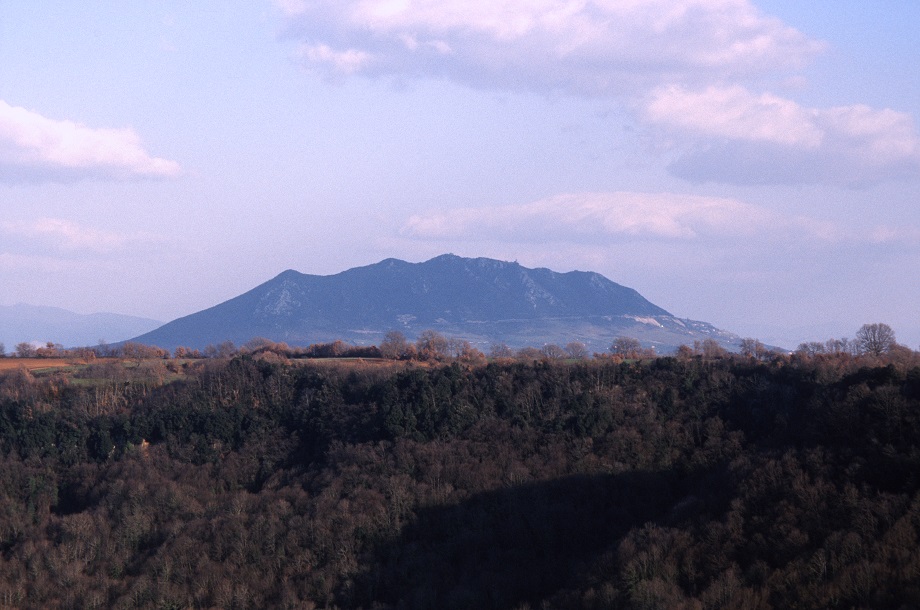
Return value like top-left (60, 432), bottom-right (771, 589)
top-left (204, 341), bottom-right (237, 359)
top-left (696, 338), bottom-right (728, 359)
top-left (796, 342), bottom-right (826, 358)
top-left (416, 330), bottom-right (449, 361)
top-left (489, 343), bottom-right (514, 359)
top-left (380, 330), bottom-right (410, 359)
top-left (740, 338), bottom-right (771, 360)
top-left (516, 346), bottom-right (543, 360)
top-left (540, 344), bottom-right (567, 360)
top-left (448, 338), bottom-right (472, 359)
top-left (15, 342), bottom-right (36, 358)
top-left (564, 341), bottom-right (588, 360)
top-left (825, 337), bottom-right (853, 355)
top-left (855, 323), bottom-right (896, 357)
top-left (123, 342), bottom-right (168, 366)
top-left (611, 337), bottom-right (642, 358)
top-left (448, 338), bottom-right (485, 364)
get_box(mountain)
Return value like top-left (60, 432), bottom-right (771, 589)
top-left (129, 254), bottom-right (742, 353)
top-left (0, 304), bottom-right (162, 351)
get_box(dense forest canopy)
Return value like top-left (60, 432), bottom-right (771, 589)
top-left (1, 343), bottom-right (919, 608)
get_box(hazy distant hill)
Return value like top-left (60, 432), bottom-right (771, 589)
top-left (129, 254), bottom-right (741, 353)
top-left (0, 304), bottom-right (162, 351)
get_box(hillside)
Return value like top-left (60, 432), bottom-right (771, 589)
top-left (0, 303), bottom-right (161, 350)
top-left (1, 353), bottom-right (919, 607)
top-left (130, 254), bottom-right (741, 352)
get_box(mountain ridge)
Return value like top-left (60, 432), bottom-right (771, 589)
top-left (0, 304), bottom-right (162, 350)
top-left (127, 254), bottom-right (740, 353)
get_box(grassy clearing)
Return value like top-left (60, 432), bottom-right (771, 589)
top-left (0, 355), bottom-right (423, 381)
top-left (0, 358), bottom-right (90, 373)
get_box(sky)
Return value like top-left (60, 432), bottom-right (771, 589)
top-left (1, 0), bottom-right (918, 350)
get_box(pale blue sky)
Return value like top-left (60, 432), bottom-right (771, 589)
top-left (1, 1), bottom-right (918, 349)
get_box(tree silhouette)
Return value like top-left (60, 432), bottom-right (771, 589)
top-left (855, 323), bottom-right (896, 356)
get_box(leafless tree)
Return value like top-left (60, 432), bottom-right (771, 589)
top-left (123, 342), bottom-right (168, 366)
top-left (540, 344), bottom-right (567, 360)
top-left (217, 340), bottom-right (237, 358)
top-left (379, 331), bottom-right (410, 359)
top-left (174, 346), bottom-right (203, 359)
top-left (611, 337), bottom-right (642, 358)
top-left (516, 346), bottom-right (543, 360)
top-left (95, 340), bottom-right (114, 358)
top-left (796, 342), bottom-right (826, 358)
top-left (564, 341), bottom-right (588, 360)
top-left (695, 339), bottom-right (728, 359)
top-left (416, 330), bottom-right (449, 361)
top-left (448, 338), bottom-right (485, 363)
top-left (35, 342), bottom-right (64, 358)
top-left (855, 323), bottom-right (896, 357)
top-left (825, 337), bottom-right (853, 355)
top-left (204, 341), bottom-right (237, 359)
top-left (15, 342), bottom-right (36, 358)
top-left (740, 338), bottom-right (770, 360)
top-left (489, 342), bottom-right (514, 359)
top-left (448, 337), bottom-right (471, 359)
top-left (243, 337), bottom-right (276, 353)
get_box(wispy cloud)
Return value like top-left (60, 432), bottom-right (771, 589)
top-left (298, 43), bottom-right (374, 75)
top-left (401, 192), bottom-right (844, 243)
top-left (275, 1), bottom-right (920, 187)
top-left (0, 218), bottom-right (165, 254)
top-left (0, 100), bottom-right (181, 183)
top-left (645, 85), bottom-right (823, 147)
top-left (277, 0), bottom-right (820, 94)
top-left (0, 252), bottom-right (106, 275)
top-left (866, 225), bottom-right (920, 245)
top-left (644, 85), bottom-right (920, 185)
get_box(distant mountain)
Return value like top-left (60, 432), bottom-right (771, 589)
top-left (129, 254), bottom-right (742, 353)
top-left (0, 304), bottom-right (162, 351)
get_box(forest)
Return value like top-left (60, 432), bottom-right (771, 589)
top-left (1, 344), bottom-right (919, 609)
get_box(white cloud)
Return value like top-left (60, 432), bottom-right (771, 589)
top-left (401, 191), bottom-right (841, 243)
top-left (0, 100), bottom-right (181, 183)
top-left (644, 85), bottom-right (920, 185)
top-left (276, 1), bottom-right (920, 186)
top-left (279, 0), bottom-right (821, 92)
top-left (645, 85), bottom-right (822, 147)
top-left (299, 43), bottom-right (375, 75)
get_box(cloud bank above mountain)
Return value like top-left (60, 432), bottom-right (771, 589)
top-left (402, 191), bottom-right (918, 246)
top-left (275, 0), bottom-right (919, 186)
top-left (278, 0), bottom-right (821, 93)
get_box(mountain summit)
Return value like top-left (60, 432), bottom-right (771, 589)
top-left (129, 254), bottom-right (738, 352)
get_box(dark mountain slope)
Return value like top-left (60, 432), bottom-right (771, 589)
top-left (129, 254), bottom-right (738, 352)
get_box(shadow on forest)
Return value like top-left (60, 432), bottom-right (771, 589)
top-left (349, 469), bottom-right (686, 610)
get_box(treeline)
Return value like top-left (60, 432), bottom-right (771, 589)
top-left (1, 349), bottom-right (920, 608)
top-left (3, 322), bottom-right (914, 366)
top-left (0, 338), bottom-right (381, 362)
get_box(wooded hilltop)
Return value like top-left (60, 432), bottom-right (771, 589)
top-left (1, 329), bottom-right (919, 609)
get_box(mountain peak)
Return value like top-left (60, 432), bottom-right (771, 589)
top-left (274, 269), bottom-right (305, 281)
top-left (129, 255), bottom-right (736, 352)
